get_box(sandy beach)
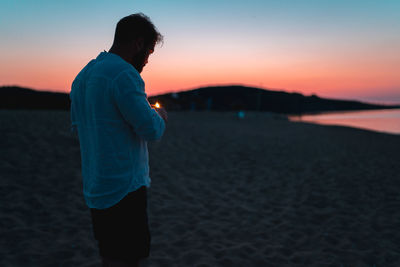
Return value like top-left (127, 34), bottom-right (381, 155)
top-left (1, 110), bottom-right (399, 267)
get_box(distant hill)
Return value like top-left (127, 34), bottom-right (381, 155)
top-left (0, 86), bottom-right (70, 110)
top-left (1, 85), bottom-right (398, 114)
top-left (148, 86), bottom-right (399, 114)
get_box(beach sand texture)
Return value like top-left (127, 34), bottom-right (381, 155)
top-left (1, 110), bottom-right (400, 267)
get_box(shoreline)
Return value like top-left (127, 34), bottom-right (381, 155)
top-left (2, 108), bottom-right (399, 135)
top-left (289, 108), bottom-right (400, 136)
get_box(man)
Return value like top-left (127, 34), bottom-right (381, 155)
top-left (70, 13), bottom-right (167, 267)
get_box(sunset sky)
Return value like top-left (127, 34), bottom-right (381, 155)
top-left (1, 0), bottom-right (399, 104)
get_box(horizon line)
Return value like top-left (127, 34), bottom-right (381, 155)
top-left (1, 83), bottom-right (399, 107)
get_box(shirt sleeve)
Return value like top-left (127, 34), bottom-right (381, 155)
top-left (69, 79), bottom-right (79, 135)
top-left (113, 69), bottom-right (165, 141)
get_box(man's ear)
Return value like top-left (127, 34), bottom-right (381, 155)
top-left (134, 37), bottom-right (145, 52)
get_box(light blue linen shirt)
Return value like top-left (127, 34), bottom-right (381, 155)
top-left (70, 51), bottom-right (165, 209)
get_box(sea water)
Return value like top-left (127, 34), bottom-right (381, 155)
top-left (289, 109), bottom-right (400, 135)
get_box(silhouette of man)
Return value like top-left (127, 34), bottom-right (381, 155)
top-left (70, 13), bottom-right (167, 267)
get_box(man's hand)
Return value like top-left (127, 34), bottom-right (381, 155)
top-left (155, 107), bottom-right (168, 122)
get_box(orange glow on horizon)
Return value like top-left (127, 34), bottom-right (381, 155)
top-left (1, 47), bottom-right (398, 104)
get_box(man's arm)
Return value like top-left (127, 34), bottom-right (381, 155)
top-left (113, 69), bottom-right (165, 141)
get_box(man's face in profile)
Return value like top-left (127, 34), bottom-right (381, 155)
top-left (131, 44), bottom-right (154, 73)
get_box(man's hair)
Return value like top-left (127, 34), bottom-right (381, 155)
top-left (113, 13), bottom-right (163, 48)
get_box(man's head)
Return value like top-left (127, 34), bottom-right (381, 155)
top-left (111, 13), bottom-right (163, 73)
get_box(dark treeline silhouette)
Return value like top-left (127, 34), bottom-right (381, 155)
top-left (1, 85), bottom-right (398, 114)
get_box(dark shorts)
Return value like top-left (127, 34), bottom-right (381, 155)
top-left (90, 186), bottom-right (151, 264)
